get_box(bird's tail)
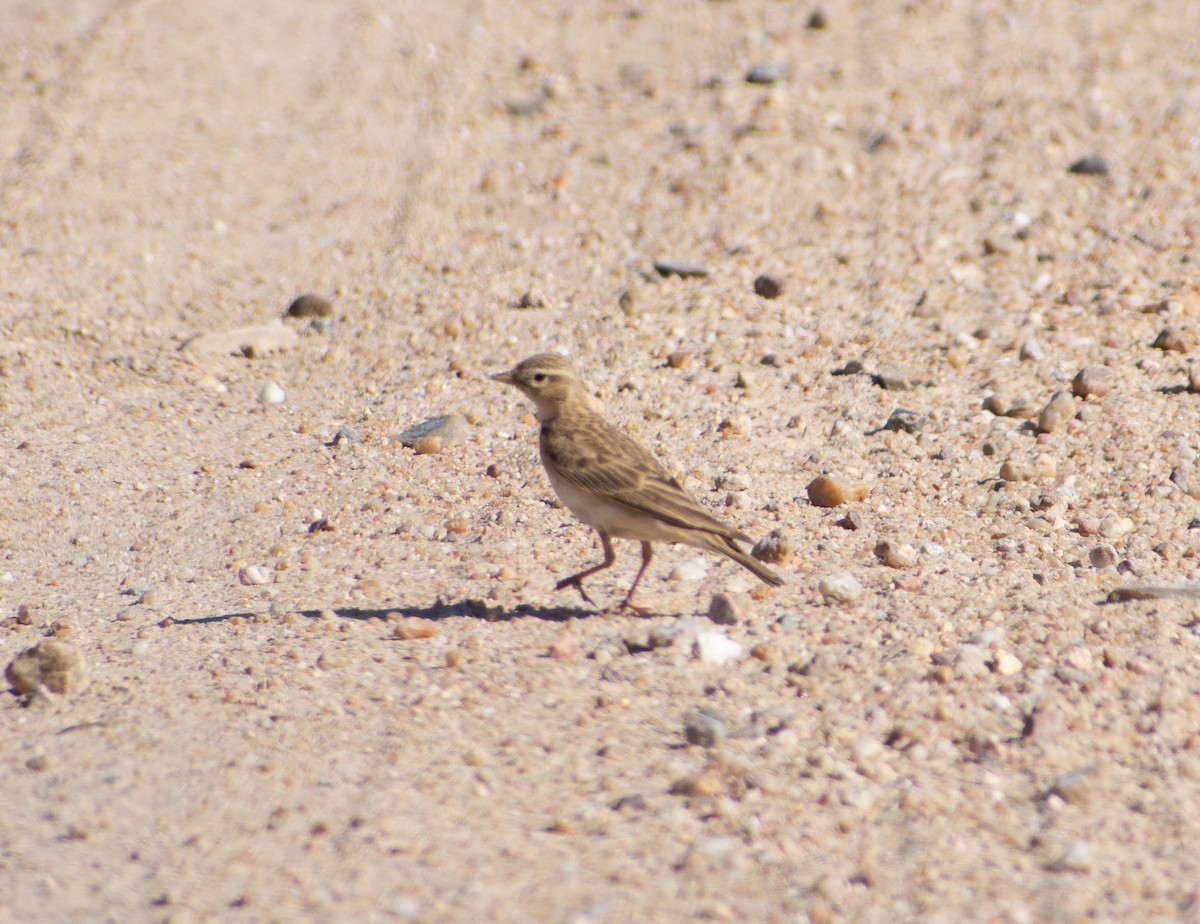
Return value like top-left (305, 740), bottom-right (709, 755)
top-left (703, 535), bottom-right (785, 587)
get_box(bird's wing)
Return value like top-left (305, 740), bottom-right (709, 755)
top-left (542, 418), bottom-right (751, 542)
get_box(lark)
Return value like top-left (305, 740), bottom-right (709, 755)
top-left (492, 353), bottom-right (784, 611)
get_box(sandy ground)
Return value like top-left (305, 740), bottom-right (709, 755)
top-left (4, 1), bottom-right (1200, 921)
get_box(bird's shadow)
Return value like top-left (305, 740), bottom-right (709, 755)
top-left (166, 597), bottom-right (608, 627)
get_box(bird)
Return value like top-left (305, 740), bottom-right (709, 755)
top-left (492, 352), bottom-right (784, 611)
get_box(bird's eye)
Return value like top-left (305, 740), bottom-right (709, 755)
top-left (533, 373), bottom-right (547, 383)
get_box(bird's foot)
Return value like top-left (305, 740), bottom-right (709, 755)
top-left (555, 575), bottom-right (594, 605)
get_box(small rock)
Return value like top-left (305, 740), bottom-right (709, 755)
top-left (548, 634), bottom-right (579, 660)
top-left (15, 604), bottom-right (34, 626)
top-left (6, 639), bottom-right (88, 695)
top-left (1018, 338), bottom-right (1046, 362)
top-left (1060, 645), bottom-right (1093, 671)
top-left (329, 427), bottom-right (358, 445)
top-left (284, 293), bottom-right (334, 318)
top-left (1037, 391), bottom-right (1076, 434)
top-left (398, 414), bottom-right (470, 447)
top-left (239, 565), bottom-right (273, 586)
top-left (1189, 366), bottom-right (1200, 393)
top-left (999, 454), bottom-right (1057, 482)
top-left (807, 475), bottom-right (869, 507)
top-left (836, 510), bottom-right (864, 530)
top-left (181, 319), bottom-right (300, 358)
top-left (1153, 327), bottom-right (1194, 352)
top-left (873, 365), bottom-right (919, 391)
top-left (992, 650), bottom-right (1022, 676)
top-left (751, 528), bottom-right (794, 565)
top-left (1048, 841), bottom-right (1094, 873)
top-left (753, 274), bottom-right (784, 299)
top-left (954, 644), bottom-right (990, 679)
top-left (745, 63), bottom-right (786, 85)
top-left (1047, 766), bottom-right (1100, 804)
top-left (666, 351), bottom-right (694, 370)
top-left (395, 618), bottom-right (438, 640)
top-left (1098, 515), bottom-right (1134, 541)
top-left (669, 558), bottom-right (709, 582)
top-left (1072, 365), bottom-right (1114, 398)
top-left (1088, 544), bottom-right (1119, 570)
top-left (654, 258), bottom-right (710, 279)
top-left (806, 7), bottom-right (829, 29)
top-left (818, 572), bottom-right (862, 605)
top-left (412, 436), bottom-right (443, 455)
top-left (684, 709), bottom-right (726, 748)
top-left (874, 540), bottom-right (917, 569)
top-left (258, 381), bottom-right (286, 405)
top-left (693, 632), bottom-right (744, 665)
top-left (881, 408), bottom-right (924, 433)
top-left (1068, 155), bottom-right (1109, 176)
top-left (707, 592), bottom-right (748, 626)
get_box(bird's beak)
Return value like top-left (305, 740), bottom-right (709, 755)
top-left (491, 369), bottom-right (514, 385)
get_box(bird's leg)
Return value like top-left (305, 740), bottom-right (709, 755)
top-left (617, 542), bottom-right (654, 613)
top-left (555, 531), bottom-right (616, 606)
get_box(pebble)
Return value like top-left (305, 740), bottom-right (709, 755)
top-left (1098, 515), bottom-right (1134, 541)
top-left (750, 528), bottom-right (794, 565)
top-left (806, 7), bottom-right (828, 29)
top-left (999, 454), bottom-right (1057, 482)
top-left (693, 632), bottom-right (744, 665)
top-left (1072, 365), bottom-right (1114, 398)
top-left (1153, 327), bottom-right (1194, 352)
top-left (330, 426), bottom-right (358, 445)
top-left (669, 558), bottom-right (708, 582)
top-left (1060, 646), bottom-right (1093, 671)
top-left (836, 510), bottom-right (864, 530)
top-left (873, 365), bottom-right (919, 391)
top-left (666, 351), bottom-right (694, 370)
top-left (1190, 366), bottom-right (1200, 393)
top-left (1048, 841), bottom-right (1094, 873)
top-left (881, 408), bottom-right (925, 433)
top-left (395, 618), bottom-right (438, 640)
top-left (654, 258), bottom-right (710, 279)
top-left (953, 644), bottom-right (990, 679)
top-left (807, 475), bottom-right (869, 507)
top-left (181, 319), bottom-right (300, 358)
top-left (983, 393), bottom-right (1038, 419)
top-left (707, 592), bottom-right (749, 626)
top-left (6, 639), bottom-right (88, 695)
top-left (1018, 338), bottom-right (1046, 362)
top-left (684, 709), bottom-right (726, 748)
top-left (548, 634), bottom-right (579, 660)
top-left (753, 274), bottom-right (784, 299)
top-left (745, 63), bottom-right (786, 85)
top-left (818, 572), bottom-right (863, 605)
top-left (239, 565), bottom-right (274, 586)
top-left (992, 650), bottom-right (1023, 676)
top-left (1088, 544), bottom-right (1119, 569)
top-left (398, 414), bottom-right (470, 447)
top-left (413, 436), bottom-right (443, 456)
top-left (1036, 391), bottom-right (1076, 433)
top-left (258, 381), bottom-right (286, 405)
top-left (283, 293), bottom-right (334, 318)
top-left (1047, 766), bottom-right (1100, 804)
top-left (1068, 155), bottom-right (1109, 176)
top-left (874, 540), bottom-right (917, 569)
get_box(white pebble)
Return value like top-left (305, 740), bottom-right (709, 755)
top-left (669, 558), bottom-right (708, 582)
top-left (258, 381), bottom-right (286, 405)
top-left (239, 565), bottom-right (274, 586)
top-left (818, 572), bottom-right (863, 605)
top-left (693, 632), bottom-right (744, 665)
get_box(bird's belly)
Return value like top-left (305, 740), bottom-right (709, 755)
top-left (548, 475), bottom-right (682, 542)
